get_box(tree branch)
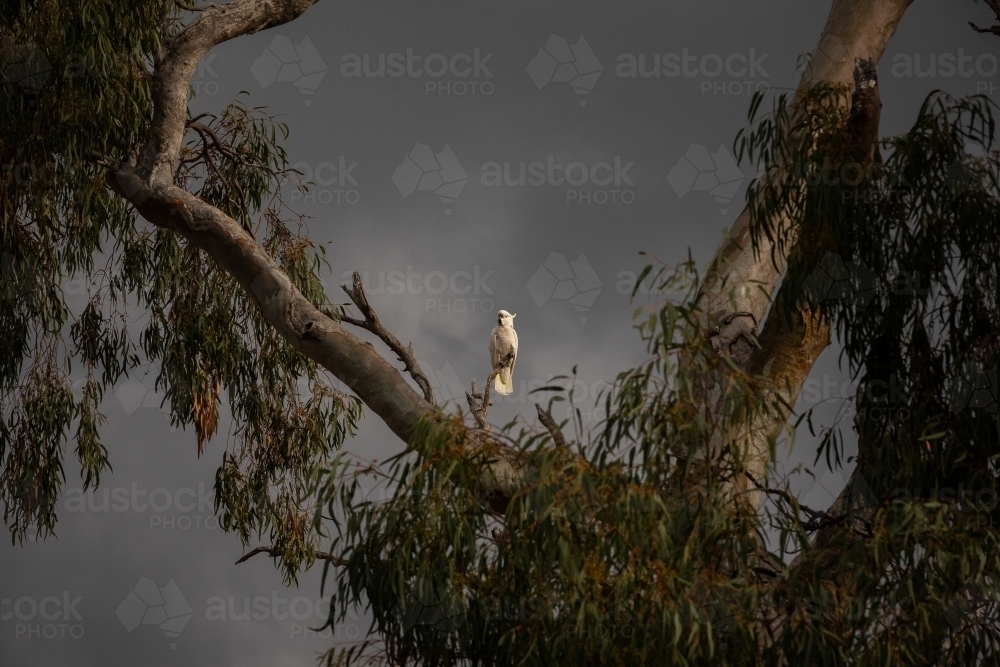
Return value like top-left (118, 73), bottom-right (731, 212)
top-left (693, 0), bottom-right (898, 507)
top-left (465, 376), bottom-right (496, 431)
top-left (969, 0), bottom-right (1000, 36)
top-left (697, 0), bottom-right (911, 355)
top-left (187, 119), bottom-right (294, 177)
top-left (340, 272), bottom-right (436, 405)
top-left (535, 403), bottom-right (568, 448)
top-left (175, 0), bottom-right (216, 12)
top-left (139, 0), bottom-right (322, 183)
top-left (235, 545), bottom-right (348, 567)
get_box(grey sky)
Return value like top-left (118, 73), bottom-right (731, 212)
top-left (3, 1), bottom-right (999, 664)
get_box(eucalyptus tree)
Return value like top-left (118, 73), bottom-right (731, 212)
top-left (2, 0), bottom-right (999, 665)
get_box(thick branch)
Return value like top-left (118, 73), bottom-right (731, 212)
top-left (108, 168), bottom-right (432, 442)
top-left (341, 272), bottom-right (436, 404)
top-left (697, 0), bottom-right (911, 352)
top-left (140, 0), bottom-right (321, 183)
top-left (696, 2), bottom-right (899, 507)
top-left (732, 60), bottom-right (882, 502)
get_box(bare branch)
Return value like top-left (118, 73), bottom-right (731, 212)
top-left (465, 348), bottom-right (513, 431)
top-left (745, 472), bottom-right (845, 531)
top-left (187, 120), bottom-right (292, 177)
top-left (535, 403), bottom-right (567, 448)
top-left (139, 0), bottom-right (322, 182)
top-left (970, 0), bottom-right (1000, 35)
top-left (340, 272), bottom-right (436, 404)
top-left (969, 21), bottom-right (1000, 36)
top-left (235, 545), bottom-right (348, 567)
top-left (466, 370), bottom-right (500, 430)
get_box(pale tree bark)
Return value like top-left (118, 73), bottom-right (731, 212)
top-left (696, 0), bottom-right (912, 504)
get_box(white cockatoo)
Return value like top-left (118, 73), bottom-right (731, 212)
top-left (489, 310), bottom-right (518, 395)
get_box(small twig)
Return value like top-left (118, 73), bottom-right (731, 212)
top-left (341, 272), bottom-right (436, 404)
top-left (744, 472), bottom-right (845, 532)
top-left (188, 112), bottom-right (215, 123)
top-left (535, 403), bottom-right (567, 447)
top-left (466, 347), bottom-right (513, 431)
top-left (195, 133), bottom-right (249, 228)
top-left (186, 120), bottom-right (292, 178)
top-left (235, 545), bottom-right (348, 567)
top-left (969, 21), bottom-right (1000, 36)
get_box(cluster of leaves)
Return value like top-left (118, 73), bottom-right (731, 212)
top-left (1, 0), bottom-right (169, 541)
top-left (1, 0), bottom-right (361, 577)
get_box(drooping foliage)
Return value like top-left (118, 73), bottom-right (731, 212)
top-left (1, 1), bottom-right (360, 585)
